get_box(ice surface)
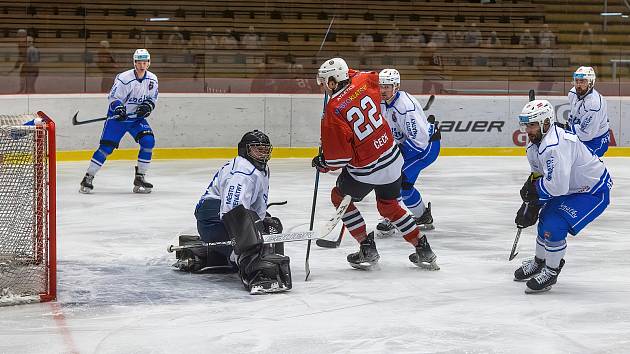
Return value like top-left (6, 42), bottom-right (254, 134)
top-left (1, 157), bottom-right (629, 353)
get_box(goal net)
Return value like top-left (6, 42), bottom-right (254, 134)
top-left (0, 112), bottom-right (56, 306)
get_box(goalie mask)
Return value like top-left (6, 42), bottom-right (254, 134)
top-left (238, 130), bottom-right (273, 171)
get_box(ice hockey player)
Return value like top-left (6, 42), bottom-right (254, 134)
top-left (375, 68), bottom-right (441, 238)
top-left (173, 130), bottom-right (291, 295)
top-left (79, 48), bottom-right (158, 194)
top-left (566, 66), bottom-right (610, 157)
top-left (312, 57), bottom-right (439, 270)
top-left (514, 99), bottom-right (612, 293)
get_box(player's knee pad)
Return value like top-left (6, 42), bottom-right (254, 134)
top-left (222, 204), bottom-right (264, 255)
top-left (376, 198), bottom-right (405, 221)
top-left (137, 132), bottom-right (155, 150)
top-left (98, 140), bottom-right (117, 155)
top-left (537, 209), bottom-right (570, 242)
top-left (330, 186), bottom-right (344, 207)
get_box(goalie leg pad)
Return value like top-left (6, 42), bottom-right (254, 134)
top-left (223, 204), bottom-right (264, 255)
top-left (238, 249), bottom-right (292, 294)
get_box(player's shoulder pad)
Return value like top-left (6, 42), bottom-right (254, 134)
top-left (537, 124), bottom-right (562, 155)
top-left (392, 91), bottom-right (420, 115)
top-left (583, 89), bottom-right (603, 112)
top-left (145, 70), bottom-right (158, 82)
top-left (558, 126), bottom-right (579, 142)
top-left (116, 69), bottom-right (137, 84)
top-left (230, 156), bottom-right (258, 177)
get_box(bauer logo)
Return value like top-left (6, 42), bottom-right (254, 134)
top-left (439, 121), bottom-right (504, 133)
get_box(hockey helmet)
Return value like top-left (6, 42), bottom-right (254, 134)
top-left (379, 68), bottom-right (401, 86)
top-left (518, 99), bottom-right (555, 135)
top-left (317, 58), bottom-right (349, 87)
top-left (573, 66), bottom-right (596, 89)
top-left (133, 48), bottom-right (151, 62)
top-left (238, 130), bottom-right (273, 171)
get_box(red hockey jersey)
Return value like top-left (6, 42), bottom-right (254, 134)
top-left (321, 70), bottom-right (403, 184)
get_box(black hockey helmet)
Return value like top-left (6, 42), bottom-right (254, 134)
top-left (238, 130), bottom-right (272, 171)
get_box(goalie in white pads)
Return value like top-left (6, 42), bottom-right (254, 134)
top-left (514, 100), bottom-right (612, 293)
top-left (375, 69), bottom-right (441, 238)
top-left (172, 130), bottom-right (291, 295)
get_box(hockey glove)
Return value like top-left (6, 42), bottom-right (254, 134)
top-left (515, 202), bottom-right (541, 228)
top-left (262, 216), bottom-right (283, 234)
top-left (311, 153), bottom-right (331, 173)
top-left (135, 100), bottom-right (155, 119)
top-left (112, 105), bottom-right (127, 121)
top-left (520, 172), bottom-right (542, 203)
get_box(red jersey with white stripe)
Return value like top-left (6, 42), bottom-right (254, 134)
top-left (321, 70), bottom-right (403, 184)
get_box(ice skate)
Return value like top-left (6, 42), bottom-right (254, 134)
top-left (409, 235), bottom-right (440, 270)
top-left (347, 232), bottom-right (380, 270)
top-left (249, 276), bottom-right (291, 295)
top-left (414, 202), bottom-right (435, 231)
top-left (79, 173), bottom-right (94, 194)
top-left (525, 263), bottom-right (564, 294)
top-left (375, 218), bottom-right (396, 238)
top-left (133, 166), bottom-right (153, 193)
top-left (515, 258), bottom-right (564, 282)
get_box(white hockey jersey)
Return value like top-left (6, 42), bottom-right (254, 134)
top-left (381, 91), bottom-right (433, 154)
top-left (526, 124), bottom-right (611, 202)
top-left (108, 69), bottom-right (159, 114)
top-left (567, 87), bottom-right (609, 142)
top-left (199, 156), bottom-right (269, 220)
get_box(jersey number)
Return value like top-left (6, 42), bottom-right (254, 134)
top-left (346, 96), bottom-right (383, 141)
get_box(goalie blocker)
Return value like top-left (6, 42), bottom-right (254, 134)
top-left (173, 205), bottom-right (292, 295)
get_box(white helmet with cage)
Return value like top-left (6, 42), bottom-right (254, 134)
top-left (518, 99), bottom-right (555, 134)
top-left (379, 68), bottom-right (401, 86)
top-left (573, 66), bottom-right (596, 89)
top-left (133, 48), bottom-right (151, 62)
top-left (317, 58), bottom-right (349, 86)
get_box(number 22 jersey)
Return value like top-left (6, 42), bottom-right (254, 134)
top-left (321, 70), bottom-right (403, 184)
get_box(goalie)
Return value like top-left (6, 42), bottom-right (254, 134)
top-left (172, 130), bottom-right (291, 295)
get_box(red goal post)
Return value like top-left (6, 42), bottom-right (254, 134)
top-left (0, 111), bottom-right (56, 305)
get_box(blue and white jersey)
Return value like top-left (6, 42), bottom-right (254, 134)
top-left (108, 69), bottom-right (159, 117)
top-left (198, 156), bottom-right (269, 220)
top-left (381, 91), bottom-right (434, 155)
top-left (526, 124), bottom-right (612, 203)
top-left (567, 87), bottom-right (608, 143)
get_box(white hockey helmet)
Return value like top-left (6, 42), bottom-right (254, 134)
top-left (133, 48), bottom-right (151, 62)
top-left (573, 66), bottom-right (596, 88)
top-left (379, 68), bottom-right (401, 86)
top-left (518, 99), bottom-right (555, 134)
top-left (317, 58), bottom-right (349, 86)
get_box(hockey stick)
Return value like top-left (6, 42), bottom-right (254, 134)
top-left (72, 111), bottom-right (136, 125)
top-left (508, 228), bottom-right (523, 261)
top-left (422, 94), bottom-right (435, 111)
top-left (267, 201), bottom-right (288, 207)
top-left (167, 231), bottom-right (317, 253)
top-left (316, 225), bottom-right (345, 248)
top-left (528, 89), bottom-right (536, 102)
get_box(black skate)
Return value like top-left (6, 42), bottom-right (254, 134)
top-left (414, 202), bottom-right (435, 231)
top-left (347, 232), bottom-right (380, 270)
top-left (249, 275), bottom-right (291, 295)
top-left (79, 173), bottom-right (94, 194)
top-left (133, 166), bottom-right (153, 193)
top-left (375, 219), bottom-right (396, 238)
top-left (515, 258), bottom-right (564, 282)
top-left (525, 262), bottom-right (564, 294)
top-left (409, 235), bottom-right (440, 270)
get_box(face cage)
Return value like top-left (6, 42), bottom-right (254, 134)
top-left (572, 74), bottom-right (594, 89)
top-left (247, 143), bottom-right (273, 164)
